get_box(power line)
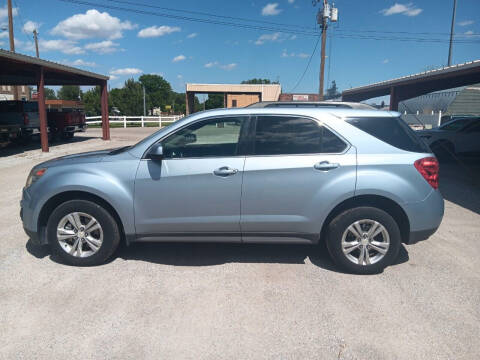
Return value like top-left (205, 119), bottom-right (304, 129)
top-left (290, 35), bottom-right (321, 92)
top-left (57, 0), bottom-right (480, 44)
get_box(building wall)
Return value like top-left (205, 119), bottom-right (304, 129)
top-left (226, 93), bottom-right (260, 108)
top-left (279, 93), bottom-right (320, 101)
top-left (0, 85), bottom-right (31, 101)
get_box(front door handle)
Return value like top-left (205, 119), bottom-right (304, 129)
top-left (314, 161), bottom-right (340, 171)
top-left (214, 166), bottom-right (238, 177)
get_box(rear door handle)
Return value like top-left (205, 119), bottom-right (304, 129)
top-left (214, 166), bottom-right (238, 177)
top-left (314, 161), bottom-right (340, 171)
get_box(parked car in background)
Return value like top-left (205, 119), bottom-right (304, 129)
top-left (0, 100), bottom-right (40, 144)
top-left (247, 101), bottom-right (376, 110)
top-left (417, 117), bottom-right (480, 158)
top-left (46, 100), bottom-right (87, 140)
top-left (21, 108), bottom-right (443, 274)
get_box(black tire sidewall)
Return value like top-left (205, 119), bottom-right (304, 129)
top-left (47, 199), bottom-right (120, 266)
top-left (326, 207), bottom-right (401, 274)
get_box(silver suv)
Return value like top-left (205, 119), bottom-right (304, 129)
top-left (21, 108), bottom-right (444, 274)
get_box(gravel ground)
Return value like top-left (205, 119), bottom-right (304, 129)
top-left (1, 128), bottom-right (479, 360)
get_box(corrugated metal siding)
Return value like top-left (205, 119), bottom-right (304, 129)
top-left (445, 86), bottom-right (480, 115)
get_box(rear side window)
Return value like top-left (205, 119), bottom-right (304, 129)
top-left (346, 116), bottom-right (430, 153)
top-left (254, 116), bottom-right (347, 155)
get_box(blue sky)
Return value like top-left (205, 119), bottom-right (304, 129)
top-left (0, 0), bottom-right (479, 96)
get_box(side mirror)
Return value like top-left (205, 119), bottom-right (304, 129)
top-left (149, 143), bottom-right (164, 161)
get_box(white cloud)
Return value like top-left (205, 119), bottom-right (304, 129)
top-left (110, 68), bottom-right (143, 75)
top-left (462, 30), bottom-right (479, 38)
top-left (177, 74), bottom-right (183, 79)
top-left (380, 3), bottom-right (423, 17)
top-left (459, 20), bottom-right (474, 26)
top-left (0, 5), bottom-right (17, 21)
top-left (255, 32), bottom-right (285, 45)
top-left (464, 30), bottom-right (474, 35)
top-left (18, 39), bottom-right (84, 55)
top-left (204, 61), bottom-right (237, 71)
top-left (51, 9), bottom-right (136, 40)
top-left (204, 61), bottom-right (219, 68)
top-left (383, 58), bottom-right (390, 64)
top-left (187, 32), bottom-right (197, 38)
top-left (220, 63), bottom-right (237, 71)
top-left (22, 20), bottom-right (40, 34)
top-left (137, 25), bottom-right (180, 38)
top-left (281, 49), bottom-right (309, 58)
top-left (288, 0), bottom-right (295, 3)
top-left (262, 3), bottom-right (282, 16)
top-left (84, 40), bottom-right (119, 54)
top-left (60, 59), bottom-right (97, 67)
top-left (0, 31), bottom-right (8, 39)
top-left (172, 54), bottom-right (186, 62)
top-left (109, 74), bottom-right (118, 80)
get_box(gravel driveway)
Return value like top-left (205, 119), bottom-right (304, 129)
top-left (1, 128), bottom-right (479, 360)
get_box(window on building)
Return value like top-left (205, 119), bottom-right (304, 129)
top-left (232, 99), bottom-right (237, 108)
top-left (254, 116), bottom-right (347, 155)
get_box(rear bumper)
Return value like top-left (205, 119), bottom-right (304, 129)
top-left (403, 189), bottom-right (444, 244)
top-left (64, 124), bottom-right (87, 133)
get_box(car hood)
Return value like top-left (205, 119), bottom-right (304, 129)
top-left (36, 149), bottom-right (115, 168)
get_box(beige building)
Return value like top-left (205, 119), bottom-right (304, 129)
top-left (0, 85), bottom-right (30, 101)
top-left (185, 83), bottom-right (281, 114)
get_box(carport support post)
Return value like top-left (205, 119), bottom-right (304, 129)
top-left (186, 91), bottom-right (195, 115)
top-left (36, 66), bottom-right (49, 152)
top-left (100, 80), bottom-right (110, 140)
top-left (389, 86), bottom-right (399, 111)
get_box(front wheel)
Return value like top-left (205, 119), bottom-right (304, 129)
top-left (326, 207), bottom-right (401, 274)
top-left (47, 200), bottom-right (120, 266)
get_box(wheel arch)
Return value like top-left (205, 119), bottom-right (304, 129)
top-left (320, 194), bottom-right (410, 244)
top-left (37, 191), bottom-right (127, 245)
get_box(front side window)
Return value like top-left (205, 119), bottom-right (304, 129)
top-left (440, 119), bottom-right (472, 131)
top-left (254, 116), bottom-right (346, 155)
top-left (161, 117), bottom-right (244, 158)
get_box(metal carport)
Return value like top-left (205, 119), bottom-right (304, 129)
top-left (0, 49), bottom-right (110, 152)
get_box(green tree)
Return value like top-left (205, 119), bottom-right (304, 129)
top-left (204, 93), bottom-right (224, 110)
top-left (241, 78), bottom-right (278, 84)
top-left (44, 88), bottom-right (57, 100)
top-left (57, 85), bottom-right (83, 101)
top-left (83, 86), bottom-right (101, 116)
top-left (139, 74), bottom-right (172, 114)
top-left (324, 80), bottom-right (341, 100)
top-left (110, 78), bottom-right (143, 115)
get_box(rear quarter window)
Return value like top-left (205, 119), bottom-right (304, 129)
top-left (346, 116), bottom-right (430, 153)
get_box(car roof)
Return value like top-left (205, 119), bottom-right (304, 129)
top-left (247, 101), bottom-right (376, 110)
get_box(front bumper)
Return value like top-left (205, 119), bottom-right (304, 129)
top-left (20, 188), bottom-right (48, 246)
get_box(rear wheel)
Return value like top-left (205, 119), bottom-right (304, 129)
top-left (47, 200), bottom-right (120, 266)
top-left (326, 207), bottom-right (401, 274)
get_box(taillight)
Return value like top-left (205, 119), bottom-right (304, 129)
top-left (23, 113), bottom-right (29, 125)
top-left (414, 157), bottom-right (439, 189)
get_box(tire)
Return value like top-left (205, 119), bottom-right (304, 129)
top-left (326, 207), bottom-right (401, 275)
top-left (63, 132), bottom-right (74, 140)
top-left (47, 199), bottom-right (121, 266)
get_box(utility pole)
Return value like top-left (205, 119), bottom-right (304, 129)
top-left (314, 0), bottom-right (338, 99)
top-left (447, 0), bottom-right (457, 66)
top-left (33, 29), bottom-right (40, 58)
top-left (7, 0), bottom-right (19, 100)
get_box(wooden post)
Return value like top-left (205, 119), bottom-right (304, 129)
top-left (36, 66), bottom-right (49, 152)
top-left (389, 86), bottom-right (399, 111)
top-left (100, 81), bottom-right (110, 140)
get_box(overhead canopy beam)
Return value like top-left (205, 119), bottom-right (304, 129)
top-left (342, 60), bottom-right (480, 106)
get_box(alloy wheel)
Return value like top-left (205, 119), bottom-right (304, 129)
top-left (341, 219), bottom-right (390, 266)
top-left (57, 212), bottom-right (103, 258)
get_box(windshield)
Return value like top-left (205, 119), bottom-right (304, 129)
top-left (439, 119), bottom-right (472, 131)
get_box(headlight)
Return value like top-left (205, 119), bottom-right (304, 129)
top-left (25, 168), bottom-right (47, 188)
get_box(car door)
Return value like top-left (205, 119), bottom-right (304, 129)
top-left (134, 115), bottom-right (249, 242)
top-left (240, 115), bottom-right (357, 243)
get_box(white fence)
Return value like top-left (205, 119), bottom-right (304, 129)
top-left (86, 115), bottom-right (184, 128)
